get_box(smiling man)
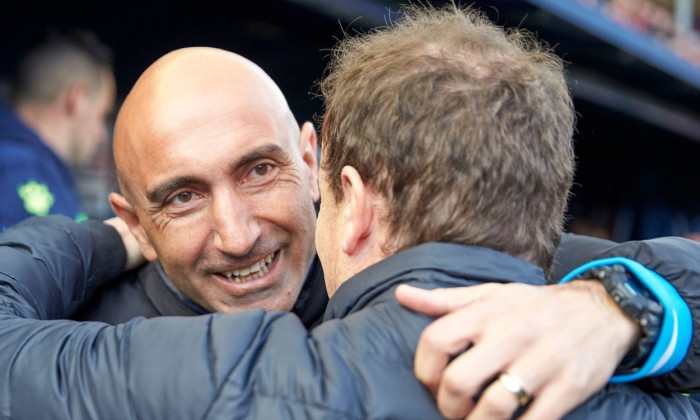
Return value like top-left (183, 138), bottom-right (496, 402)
top-left (72, 47), bottom-right (325, 325)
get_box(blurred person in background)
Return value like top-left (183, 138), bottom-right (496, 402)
top-left (0, 27), bottom-right (116, 230)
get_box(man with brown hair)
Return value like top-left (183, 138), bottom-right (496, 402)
top-left (0, 3), bottom-right (698, 419)
top-left (317, 4), bottom-right (573, 273)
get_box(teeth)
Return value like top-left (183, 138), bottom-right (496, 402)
top-left (222, 253), bottom-right (275, 283)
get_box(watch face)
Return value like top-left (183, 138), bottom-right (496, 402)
top-left (576, 263), bottom-right (662, 374)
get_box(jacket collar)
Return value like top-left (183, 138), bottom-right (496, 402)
top-left (324, 242), bottom-right (546, 320)
top-left (140, 262), bottom-right (201, 317)
top-left (0, 102), bottom-right (67, 168)
top-left (291, 255), bottom-right (329, 328)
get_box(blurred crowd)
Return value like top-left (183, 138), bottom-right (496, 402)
top-left (577, 0), bottom-right (700, 67)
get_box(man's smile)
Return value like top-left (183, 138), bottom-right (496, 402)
top-left (219, 251), bottom-right (277, 283)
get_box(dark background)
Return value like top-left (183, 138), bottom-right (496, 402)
top-left (1, 0), bottom-right (699, 241)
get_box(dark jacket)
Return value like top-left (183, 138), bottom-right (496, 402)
top-left (67, 231), bottom-right (618, 330)
top-left (72, 257), bottom-right (327, 329)
top-left (70, 228), bottom-right (691, 350)
top-left (0, 102), bottom-right (86, 230)
top-left (0, 215), bottom-right (698, 419)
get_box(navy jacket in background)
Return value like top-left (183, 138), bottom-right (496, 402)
top-left (0, 102), bottom-right (86, 230)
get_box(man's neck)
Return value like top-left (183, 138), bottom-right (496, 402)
top-left (15, 103), bottom-right (70, 162)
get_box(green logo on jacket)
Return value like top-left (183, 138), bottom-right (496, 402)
top-left (17, 180), bottom-right (55, 216)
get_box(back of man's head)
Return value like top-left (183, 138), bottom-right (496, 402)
top-left (10, 27), bottom-right (113, 106)
top-left (319, 3), bottom-right (575, 273)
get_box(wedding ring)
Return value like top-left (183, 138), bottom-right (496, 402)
top-left (498, 371), bottom-right (532, 406)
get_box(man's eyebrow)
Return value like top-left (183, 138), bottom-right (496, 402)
top-left (235, 144), bottom-right (289, 168)
top-left (147, 176), bottom-right (203, 204)
top-left (146, 144), bottom-right (290, 204)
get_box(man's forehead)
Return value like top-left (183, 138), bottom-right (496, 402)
top-left (148, 50), bottom-right (286, 116)
top-left (127, 68), bottom-right (293, 146)
top-left (126, 109), bottom-right (298, 194)
top-left (114, 47), bottom-right (300, 196)
top-left (151, 105), bottom-right (269, 141)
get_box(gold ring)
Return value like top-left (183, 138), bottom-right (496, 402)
top-left (498, 371), bottom-right (531, 406)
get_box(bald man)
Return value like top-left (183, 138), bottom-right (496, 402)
top-left (72, 47), bottom-right (326, 326)
top-left (55, 45), bottom-right (698, 417)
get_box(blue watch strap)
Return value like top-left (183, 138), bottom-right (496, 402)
top-left (560, 257), bottom-right (692, 382)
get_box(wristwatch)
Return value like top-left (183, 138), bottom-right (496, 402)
top-left (572, 264), bottom-right (663, 374)
top-left (560, 256), bottom-right (692, 383)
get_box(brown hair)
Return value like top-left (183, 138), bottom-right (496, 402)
top-left (318, 3), bottom-right (575, 274)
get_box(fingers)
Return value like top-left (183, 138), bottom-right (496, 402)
top-left (514, 339), bottom-right (615, 420)
top-left (467, 368), bottom-right (578, 420)
top-left (463, 295), bottom-right (618, 420)
top-left (413, 299), bottom-right (502, 395)
top-left (414, 305), bottom-right (483, 393)
top-left (408, 281), bottom-right (630, 420)
top-left (435, 336), bottom-right (517, 418)
top-left (465, 373), bottom-right (523, 420)
top-left (519, 380), bottom-right (583, 420)
top-left (395, 285), bottom-right (447, 316)
top-left (395, 283), bottom-right (502, 317)
top-left (467, 343), bottom-right (561, 420)
top-left (103, 216), bottom-right (145, 271)
top-left (410, 283), bottom-right (528, 397)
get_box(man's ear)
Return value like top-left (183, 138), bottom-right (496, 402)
top-left (109, 192), bottom-right (158, 261)
top-left (299, 121), bottom-right (320, 203)
top-left (339, 166), bottom-right (374, 255)
top-left (63, 82), bottom-right (89, 116)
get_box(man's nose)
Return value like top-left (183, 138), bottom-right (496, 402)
top-left (211, 194), bottom-right (260, 256)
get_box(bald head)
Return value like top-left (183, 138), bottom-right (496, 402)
top-left (114, 47), bottom-right (296, 200)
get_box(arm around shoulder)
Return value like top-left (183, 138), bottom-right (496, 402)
top-left (0, 214), bottom-right (126, 319)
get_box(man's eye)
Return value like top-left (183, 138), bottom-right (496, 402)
top-left (243, 163), bottom-right (276, 184)
top-left (252, 164), bottom-right (271, 177)
top-left (171, 191), bottom-right (194, 204)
